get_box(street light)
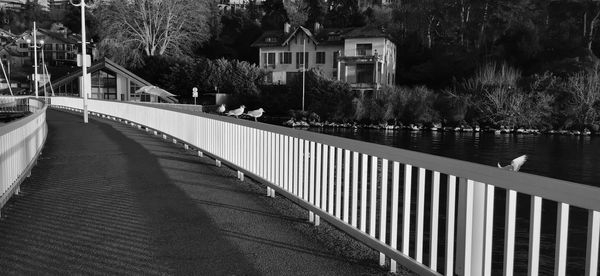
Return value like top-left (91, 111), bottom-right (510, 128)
top-left (70, 0), bottom-right (94, 124)
top-left (26, 22), bottom-right (44, 99)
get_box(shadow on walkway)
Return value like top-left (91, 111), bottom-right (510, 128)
top-left (0, 109), bottom-right (386, 275)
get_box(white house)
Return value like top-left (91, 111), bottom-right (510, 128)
top-left (252, 23), bottom-right (396, 93)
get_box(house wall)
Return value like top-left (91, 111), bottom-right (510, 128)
top-left (342, 37), bottom-right (396, 87)
top-left (259, 31), bottom-right (343, 84)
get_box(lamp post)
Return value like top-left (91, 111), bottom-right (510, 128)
top-left (70, 0), bottom-right (94, 124)
top-left (26, 21), bottom-right (43, 98)
top-left (302, 38), bottom-right (306, 111)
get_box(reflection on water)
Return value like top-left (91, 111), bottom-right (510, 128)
top-left (312, 128), bottom-right (600, 187)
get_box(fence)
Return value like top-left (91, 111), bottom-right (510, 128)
top-left (50, 96), bottom-right (600, 276)
top-left (0, 97), bottom-right (47, 214)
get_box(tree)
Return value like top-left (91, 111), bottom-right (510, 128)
top-left (261, 0), bottom-right (288, 30)
top-left (95, 0), bottom-right (213, 67)
top-left (284, 0), bottom-right (309, 28)
top-left (325, 0), bottom-right (366, 28)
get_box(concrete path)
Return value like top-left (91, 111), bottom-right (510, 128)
top-left (0, 109), bottom-right (387, 275)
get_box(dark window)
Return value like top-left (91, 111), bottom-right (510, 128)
top-left (316, 52), bottom-right (325, 64)
top-left (356, 64), bottom-right (374, 83)
top-left (296, 52), bottom-right (308, 69)
top-left (356, 44), bottom-right (372, 56)
top-left (267, 52), bottom-right (275, 65)
top-left (44, 44), bottom-right (52, 51)
top-left (281, 52), bottom-right (292, 64)
top-left (333, 51), bottom-right (339, 68)
top-left (20, 43), bottom-right (27, 48)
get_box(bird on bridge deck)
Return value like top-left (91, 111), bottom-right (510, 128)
top-left (217, 104), bottom-right (226, 114)
top-left (226, 105), bottom-right (245, 118)
top-left (246, 108), bottom-right (265, 121)
top-left (498, 155), bottom-right (527, 172)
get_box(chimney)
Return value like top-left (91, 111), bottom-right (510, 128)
top-left (284, 22), bottom-right (291, 34)
top-left (314, 22), bottom-right (321, 33)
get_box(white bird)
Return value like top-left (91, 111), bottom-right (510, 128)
top-left (226, 105), bottom-right (245, 118)
top-left (217, 104), bottom-right (226, 113)
top-left (245, 108), bottom-right (265, 121)
top-left (498, 155), bottom-right (528, 172)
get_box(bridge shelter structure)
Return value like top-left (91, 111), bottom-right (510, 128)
top-left (48, 57), bottom-right (170, 103)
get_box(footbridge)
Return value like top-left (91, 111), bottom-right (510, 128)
top-left (1, 96), bottom-right (599, 275)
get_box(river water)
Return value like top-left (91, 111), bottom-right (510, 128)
top-left (311, 128), bottom-right (600, 187)
top-left (308, 128), bottom-right (599, 275)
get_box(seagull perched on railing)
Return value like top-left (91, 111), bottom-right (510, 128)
top-left (246, 108), bottom-right (265, 121)
top-left (226, 105), bottom-right (245, 118)
top-left (217, 104), bottom-right (225, 113)
top-left (498, 155), bottom-right (527, 172)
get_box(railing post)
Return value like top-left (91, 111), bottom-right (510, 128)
top-left (456, 179), bottom-right (486, 276)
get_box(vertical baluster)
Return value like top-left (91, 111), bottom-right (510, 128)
top-left (352, 152), bottom-right (359, 228)
top-left (416, 167), bottom-right (425, 262)
top-left (369, 156), bottom-right (378, 237)
top-left (402, 164), bottom-right (413, 255)
top-left (335, 148), bottom-right (342, 218)
top-left (299, 140), bottom-right (304, 197)
top-left (309, 141), bottom-right (316, 222)
top-left (379, 159), bottom-right (389, 266)
top-left (586, 210), bottom-right (600, 276)
top-left (555, 203), bottom-right (569, 276)
top-left (430, 171), bottom-right (440, 271)
top-left (321, 145), bottom-right (329, 212)
top-left (528, 196), bottom-right (542, 276)
top-left (504, 189), bottom-right (517, 276)
top-left (483, 184), bottom-right (495, 276)
top-left (360, 153), bottom-right (368, 232)
top-left (446, 175), bottom-right (456, 276)
top-left (329, 146), bottom-right (335, 215)
top-left (293, 138), bottom-right (299, 196)
top-left (304, 141), bottom-right (310, 201)
top-left (343, 149), bottom-right (350, 222)
top-left (390, 161), bottom-right (400, 273)
top-left (283, 136), bottom-right (289, 191)
top-left (315, 143), bottom-right (322, 226)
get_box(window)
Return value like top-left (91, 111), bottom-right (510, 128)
top-left (57, 44), bottom-right (64, 51)
top-left (265, 37), bottom-right (277, 43)
top-left (280, 52), bottom-right (292, 64)
top-left (333, 51), bottom-right (339, 68)
top-left (356, 64), bottom-right (374, 83)
top-left (44, 44), bottom-right (52, 51)
top-left (267, 52), bottom-right (275, 65)
top-left (296, 52), bottom-right (308, 69)
top-left (316, 52), bottom-right (325, 64)
top-left (356, 44), bottom-right (372, 56)
top-left (20, 43), bottom-right (27, 49)
top-left (91, 69), bottom-right (117, 100)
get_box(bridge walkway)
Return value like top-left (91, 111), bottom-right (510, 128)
top-left (0, 109), bottom-right (387, 275)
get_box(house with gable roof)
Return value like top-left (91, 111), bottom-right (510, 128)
top-left (251, 23), bottom-right (396, 93)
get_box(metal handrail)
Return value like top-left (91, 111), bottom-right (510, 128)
top-left (49, 96), bottom-right (600, 276)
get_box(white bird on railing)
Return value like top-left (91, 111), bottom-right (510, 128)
top-left (226, 105), bottom-right (245, 118)
top-left (498, 155), bottom-right (527, 172)
top-left (217, 104), bottom-right (226, 113)
top-left (245, 108), bottom-right (265, 121)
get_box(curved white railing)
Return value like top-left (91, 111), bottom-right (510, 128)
top-left (50, 96), bottom-right (600, 276)
top-left (0, 97), bottom-right (48, 212)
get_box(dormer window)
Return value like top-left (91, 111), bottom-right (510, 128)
top-left (265, 37), bottom-right (277, 43)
